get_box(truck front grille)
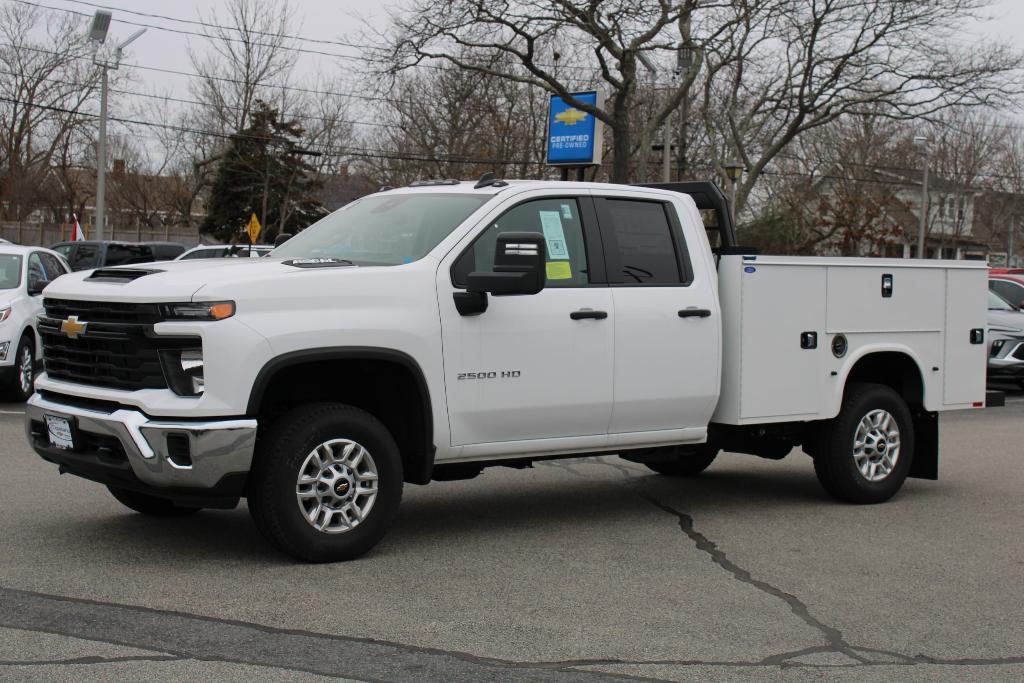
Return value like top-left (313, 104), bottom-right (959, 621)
top-left (39, 301), bottom-right (197, 392)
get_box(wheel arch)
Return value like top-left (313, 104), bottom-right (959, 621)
top-left (247, 347), bottom-right (435, 485)
top-left (838, 347), bottom-right (937, 481)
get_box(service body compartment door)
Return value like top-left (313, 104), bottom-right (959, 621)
top-left (943, 268), bottom-right (987, 406)
top-left (738, 264), bottom-right (827, 419)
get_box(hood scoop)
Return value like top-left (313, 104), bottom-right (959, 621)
top-left (86, 268), bottom-right (164, 283)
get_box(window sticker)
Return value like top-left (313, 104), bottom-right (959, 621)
top-left (539, 211), bottom-right (570, 259)
top-left (561, 203), bottom-right (573, 220)
top-left (546, 261), bottom-right (572, 280)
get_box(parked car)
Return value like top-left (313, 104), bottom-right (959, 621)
top-left (989, 271), bottom-right (1024, 309)
top-left (142, 242), bottom-right (188, 260)
top-left (176, 244), bottom-right (273, 260)
top-left (0, 245), bottom-right (69, 400)
top-left (987, 289), bottom-right (1024, 388)
top-left (50, 241), bottom-right (157, 271)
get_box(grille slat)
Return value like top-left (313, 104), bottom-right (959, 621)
top-left (40, 299), bottom-right (198, 392)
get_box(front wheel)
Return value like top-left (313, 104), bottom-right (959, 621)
top-left (247, 403), bottom-right (403, 562)
top-left (3, 336), bottom-right (35, 402)
top-left (812, 383), bottom-right (914, 504)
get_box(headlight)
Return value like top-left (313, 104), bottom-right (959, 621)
top-left (160, 301), bottom-right (235, 321)
top-left (0, 307), bottom-right (11, 323)
top-left (159, 347), bottom-right (204, 396)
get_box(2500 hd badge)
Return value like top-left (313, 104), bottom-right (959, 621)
top-left (457, 370), bottom-right (521, 380)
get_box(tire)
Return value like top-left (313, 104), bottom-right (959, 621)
top-left (247, 403), bottom-right (403, 562)
top-left (3, 335), bottom-right (35, 402)
top-left (107, 486), bottom-right (202, 516)
top-left (640, 446), bottom-right (719, 477)
top-left (812, 383), bottom-right (914, 504)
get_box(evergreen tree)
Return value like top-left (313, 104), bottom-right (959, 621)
top-left (200, 102), bottom-right (326, 242)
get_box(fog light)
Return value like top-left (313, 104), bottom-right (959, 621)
top-left (0, 341), bottom-right (8, 361)
top-left (159, 347), bottom-right (204, 396)
top-left (991, 340), bottom-right (1005, 357)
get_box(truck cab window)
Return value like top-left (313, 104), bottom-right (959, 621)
top-left (453, 198), bottom-right (589, 288)
top-left (599, 199), bottom-right (685, 285)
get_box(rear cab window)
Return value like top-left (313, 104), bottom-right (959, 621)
top-left (595, 197), bottom-right (692, 286)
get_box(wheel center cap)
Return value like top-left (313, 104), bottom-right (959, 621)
top-left (334, 480), bottom-right (350, 496)
top-left (877, 440), bottom-right (887, 454)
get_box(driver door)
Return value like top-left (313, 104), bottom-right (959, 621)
top-left (437, 195), bottom-right (614, 454)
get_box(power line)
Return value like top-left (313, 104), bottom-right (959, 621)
top-left (0, 94), bottom-right (547, 166)
top-left (11, 0), bottom-right (375, 62)
top-left (0, 67), bottom-right (394, 129)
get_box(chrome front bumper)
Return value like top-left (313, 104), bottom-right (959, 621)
top-left (25, 393), bottom-right (257, 490)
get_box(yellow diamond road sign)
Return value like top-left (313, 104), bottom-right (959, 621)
top-left (246, 213), bottom-right (262, 244)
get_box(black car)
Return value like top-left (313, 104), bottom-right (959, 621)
top-left (50, 241), bottom-right (158, 271)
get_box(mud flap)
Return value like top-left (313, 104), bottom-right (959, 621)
top-left (908, 411), bottom-right (938, 480)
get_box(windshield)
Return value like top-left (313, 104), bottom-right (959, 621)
top-left (272, 193), bottom-right (490, 265)
top-left (0, 254), bottom-right (22, 289)
top-left (989, 290), bottom-right (1016, 311)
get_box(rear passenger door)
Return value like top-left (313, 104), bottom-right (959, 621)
top-left (594, 195), bottom-right (721, 442)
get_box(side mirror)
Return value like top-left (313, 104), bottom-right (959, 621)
top-left (466, 232), bottom-right (546, 295)
top-left (274, 233), bottom-right (294, 247)
top-left (28, 279), bottom-right (50, 296)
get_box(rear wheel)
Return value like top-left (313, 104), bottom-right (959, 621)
top-left (107, 487), bottom-right (202, 516)
top-left (812, 383), bottom-right (914, 504)
top-left (638, 446), bottom-right (719, 477)
top-left (248, 403), bottom-right (403, 562)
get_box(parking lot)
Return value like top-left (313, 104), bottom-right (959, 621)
top-left (1, 391), bottom-right (1023, 682)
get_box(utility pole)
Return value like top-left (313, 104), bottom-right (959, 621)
top-left (1009, 212), bottom-right (1016, 268)
top-left (87, 10), bottom-right (145, 241)
top-left (914, 136), bottom-right (930, 259)
top-left (637, 52), bottom-right (671, 183)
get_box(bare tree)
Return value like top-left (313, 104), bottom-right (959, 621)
top-left (189, 0), bottom-right (299, 134)
top-left (698, 0), bottom-right (1022, 215)
top-left (0, 3), bottom-right (101, 220)
top-left (378, 0), bottom-right (1021, 191)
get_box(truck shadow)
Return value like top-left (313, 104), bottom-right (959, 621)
top-left (31, 458), bottom-right (928, 564)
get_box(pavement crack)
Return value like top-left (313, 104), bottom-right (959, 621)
top-left (0, 654), bottom-right (184, 667)
top-left (642, 495), bottom-right (866, 664)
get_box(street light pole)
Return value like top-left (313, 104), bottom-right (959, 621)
top-left (96, 67), bottom-right (108, 241)
top-left (914, 136), bottom-right (930, 259)
top-left (87, 10), bottom-right (145, 241)
top-left (722, 161), bottom-right (745, 226)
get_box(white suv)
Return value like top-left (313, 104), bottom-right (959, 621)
top-left (0, 245), bottom-right (69, 400)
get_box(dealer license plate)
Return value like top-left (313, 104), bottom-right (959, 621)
top-left (44, 414), bottom-right (74, 450)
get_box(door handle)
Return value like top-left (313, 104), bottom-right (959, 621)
top-left (678, 308), bottom-right (712, 318)
top-left (570, 309), bottom-right (608, 320)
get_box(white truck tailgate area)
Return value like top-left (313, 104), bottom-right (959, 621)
top-left (713, 255), bottom-right (988, 425)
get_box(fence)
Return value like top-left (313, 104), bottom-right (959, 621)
top-left (0, 222), bottom-right (204, 248)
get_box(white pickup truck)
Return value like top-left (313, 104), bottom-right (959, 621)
top-left (24, 178), bottom-right (991, 561)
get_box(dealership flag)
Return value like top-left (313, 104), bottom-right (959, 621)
top-left (70, 214), bottom-right (86, 241)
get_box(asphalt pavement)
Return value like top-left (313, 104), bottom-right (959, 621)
top-left (0, 390), bottom-right (1022, 682)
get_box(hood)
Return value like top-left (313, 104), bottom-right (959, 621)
top-left (0, 289), bottom-right (17, 309)
top-left (987, 309), bottom-right (1024, 334)
top-left (38, 257), bottom-right (417, 305)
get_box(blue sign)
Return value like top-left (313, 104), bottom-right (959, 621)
top-left (546, 91), bottom-right (603, 166)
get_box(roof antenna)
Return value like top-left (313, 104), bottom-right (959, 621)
top-left (475, 172), bottom-right (503, 189)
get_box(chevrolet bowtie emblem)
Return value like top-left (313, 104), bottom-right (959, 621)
top-left (60, 315), bottom-right (87, 339)
top-left (555, 108), bottom-right (587, 125)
